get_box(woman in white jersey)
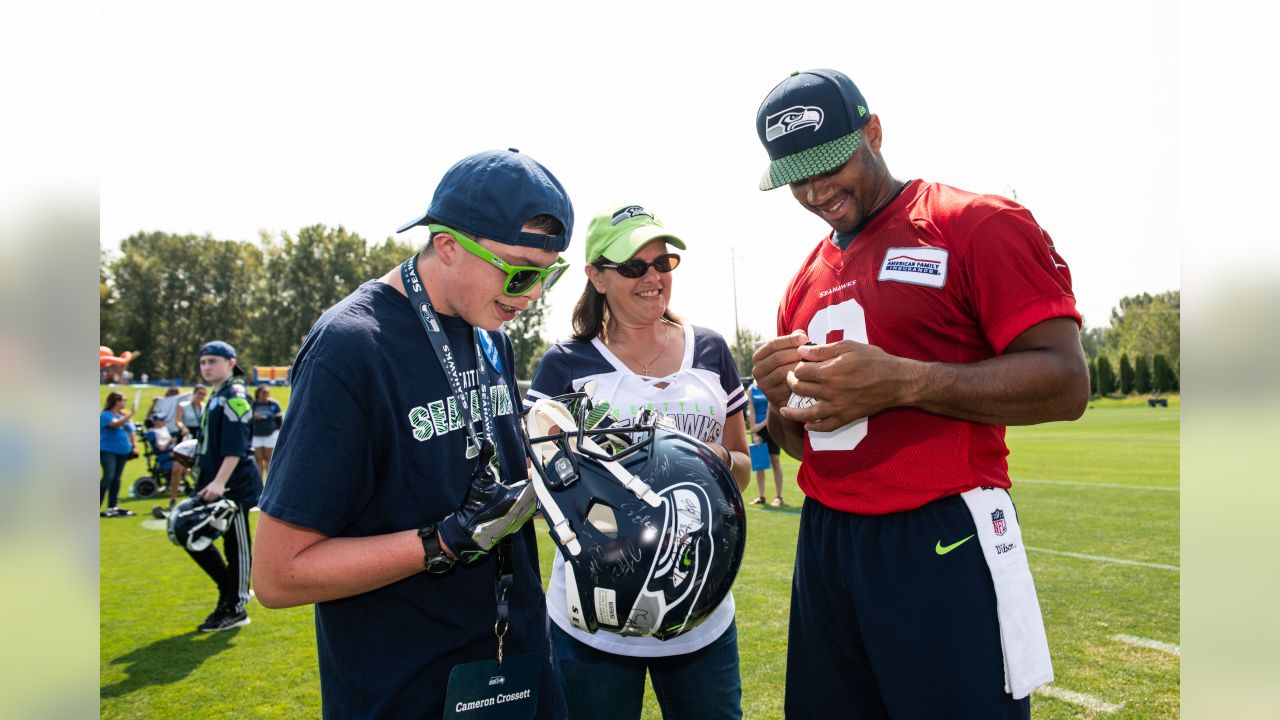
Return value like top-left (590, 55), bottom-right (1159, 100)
top-left (526, 204), bottom-right (751, 720)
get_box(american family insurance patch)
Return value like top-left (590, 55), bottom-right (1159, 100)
top-left (878, 247), bottom-right (948, 288)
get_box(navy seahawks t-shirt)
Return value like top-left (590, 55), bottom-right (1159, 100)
top-left (259, 280), bottom-right (563, 720)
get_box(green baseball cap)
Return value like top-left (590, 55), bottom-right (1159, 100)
top-left (584, 205), bottom-right (686, 263)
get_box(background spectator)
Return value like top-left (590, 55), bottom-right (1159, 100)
top-left (251, 386), bottom-right (283, 479)
top-left (179, 385), bottom-right (207, 439)
top-left (99, 392), bottom-right (137, 518)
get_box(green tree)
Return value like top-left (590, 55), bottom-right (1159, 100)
top-left (731, 327), bottom-right (763, 382)
top-left (1095, 355), bottom-right (1117, 397)
top-left (100, 247), bottom-right (118, 344)
top-left (1118, 353), bottom-right (1135, 395)
top-left (245, 232), bottom-right (292, 366)
top-left (506, 296), bottom-right (549, 381)
top-left (270, 224), bottom-right (371, 357)
top-left (1153, 354), bottom-right (1177, 393)
top-left (1079, 325), bottom-right (1106, 360)
top-left (1087, 357), bottom-right (1097, 396)
top-left (108, 231), bottom-right (262, 382)
top-left (1104, 291), bottom-right (1180, 375)
top-left (363, 236), bottom-right (417, 278)
top-left (1134, 354), bottom-right (1152, 394)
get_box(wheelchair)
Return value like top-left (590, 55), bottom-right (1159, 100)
top-left (132, 427), bottom-right (193, 500)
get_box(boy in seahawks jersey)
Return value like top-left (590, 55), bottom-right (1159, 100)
top-left (187, 340), bottom-right (262, 632)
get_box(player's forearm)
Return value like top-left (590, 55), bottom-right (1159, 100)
top-left (906, 349), bottom-right (1088, 426)
top-left (253, 524), bottom-right (424, 608)
top-left (767, 409), bottom-right (805, 460)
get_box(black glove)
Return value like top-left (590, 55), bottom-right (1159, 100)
top-left (437, 441), bottom-right (537, 565)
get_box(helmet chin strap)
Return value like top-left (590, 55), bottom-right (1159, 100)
top-left (526, 399), bottom-right (582, 555)
top-left (526, 398), bottom-right (663, 556)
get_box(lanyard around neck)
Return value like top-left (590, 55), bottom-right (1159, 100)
top-left (400, 255), bottom-right (499, 460)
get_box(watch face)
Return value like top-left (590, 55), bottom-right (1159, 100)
top-left (426, 554), bottom-right (455, 574)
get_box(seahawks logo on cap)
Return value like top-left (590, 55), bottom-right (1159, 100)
top-left (764, 105), bottom-right (824, 141)
top-left (612, 206), bottom-right (654, 226)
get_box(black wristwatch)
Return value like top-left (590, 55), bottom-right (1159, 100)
top-left (418, 523), bottom-right (456, 575)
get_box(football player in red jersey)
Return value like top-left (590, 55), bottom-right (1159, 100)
top-left (752, 69), bottom-right (1089, 719)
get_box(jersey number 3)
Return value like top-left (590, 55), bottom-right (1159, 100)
top-left (805, 298), bottom-right (869, 452)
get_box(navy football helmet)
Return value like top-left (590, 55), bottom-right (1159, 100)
top-left (167, 497), bottom-right (238, 552)
top-left (524, 394), bottom-right (746, 641)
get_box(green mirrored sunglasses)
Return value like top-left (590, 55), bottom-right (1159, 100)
top-left (428, 224), bottom-right (569, 297)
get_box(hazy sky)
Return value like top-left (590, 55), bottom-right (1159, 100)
top-left (101, 1), bottom-right (1181, 340)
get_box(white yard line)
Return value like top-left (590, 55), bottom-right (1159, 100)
top-left (1015, 478), bottom-right (1178, 492)
top-left (1111, 634), bottom-right (1181, 656)
top-left (1025, 546), bottom-right (1180, 572)
top-left (1035, 685), bottom-right (1126, 713)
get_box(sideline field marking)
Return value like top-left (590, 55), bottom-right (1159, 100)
top-left (1015, 478), bottom-right (1178, 492)
top-left (1026, 546), bottom-right (1180, 572)
top-left (140, 519), bottom-right (167, 531)
top-left (1112, 634), bottom-right (1181, 656)
top-left (1035, 685), bottom-right (1126, 713)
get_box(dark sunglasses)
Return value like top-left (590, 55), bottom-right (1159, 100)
top-left (595, 253), bottom-right (681, 279)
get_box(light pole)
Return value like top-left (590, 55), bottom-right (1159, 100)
top-left (730, 246), bottom-right (740, 340)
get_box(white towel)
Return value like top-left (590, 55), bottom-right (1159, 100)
top-left (960, 486), bottom-right (1054, 700)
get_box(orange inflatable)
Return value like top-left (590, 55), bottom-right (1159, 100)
top-left (99, 346), bottom-right (139, 368)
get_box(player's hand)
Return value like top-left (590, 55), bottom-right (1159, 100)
top-left (778, 340), bottom-right (923, 432)
top-left (751, 331), bottom-right (809, 409)
top-left (438, 448), bottom-right (537, 565)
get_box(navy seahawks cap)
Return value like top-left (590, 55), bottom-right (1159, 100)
top-left (396, 148), bottom-right (574, 252)
top-left (756, 69), bottom-right (871, 191)
top-left (198, 340), bottom-right (245, 375)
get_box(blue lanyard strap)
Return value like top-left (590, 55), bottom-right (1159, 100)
top-left (400, 255), bottom-right (499, 460)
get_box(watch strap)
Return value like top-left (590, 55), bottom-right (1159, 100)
top-left (418, 522), bottom-right (455, 574)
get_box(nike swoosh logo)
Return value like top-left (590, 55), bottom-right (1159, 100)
top-left (935, 534), bottom-right (975, 555)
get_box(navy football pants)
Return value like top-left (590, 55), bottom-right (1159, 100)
top-left (785, 495), bottom-right (1030, 719)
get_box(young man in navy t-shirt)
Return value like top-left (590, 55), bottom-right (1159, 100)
top-left (254, 149), bottom-right (574, 719)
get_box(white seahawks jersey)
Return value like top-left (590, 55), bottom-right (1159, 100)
top-left (526, 322), bottom-right (746, 657)
top-left (525, 323), bottom-right (747, 443)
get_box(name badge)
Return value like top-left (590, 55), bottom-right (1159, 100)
top-left (878, 246), bottom-right (948, 288)
top-left (443, 652), bottom-right (540, 720)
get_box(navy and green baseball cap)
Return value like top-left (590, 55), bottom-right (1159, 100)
top-left (397, 148), bottom-right (574, 252)
top-left (198, 340), bottom-right (245, 375)
top-left (756, 69), bottom-right (871, 191)
top-left (584, 204), bottom-right (686, 263)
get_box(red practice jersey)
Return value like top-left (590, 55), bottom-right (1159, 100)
top-left (778, 180), bottom-right (1080, 514)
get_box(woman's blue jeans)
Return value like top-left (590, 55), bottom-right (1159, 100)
top-left (99, 451), bottom-right (128, 508)
top-left (549, 618), bottom-right (743, 720)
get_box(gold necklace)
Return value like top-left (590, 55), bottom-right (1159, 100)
top-left (610, 321), bottom-right (672, 375)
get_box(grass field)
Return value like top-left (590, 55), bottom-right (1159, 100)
top-left (99, 389), bottom-right (1178, 718)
